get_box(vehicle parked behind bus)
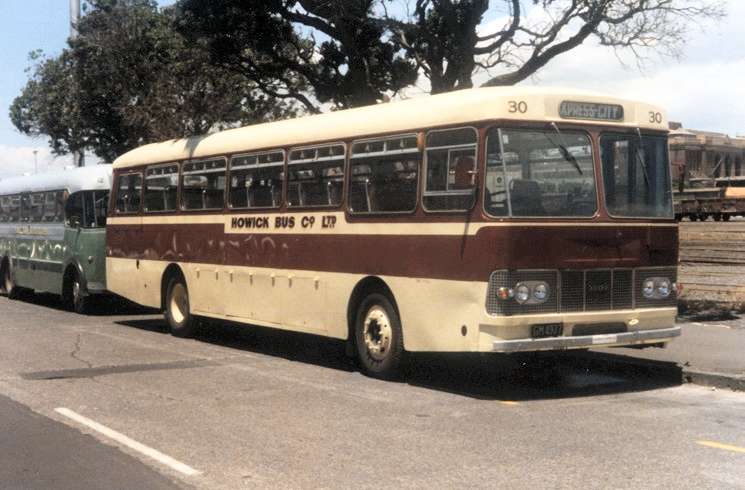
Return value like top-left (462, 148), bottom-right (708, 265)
top-left (107, 87), bottom-right (679, 379)
top-left (0, 165), bottom-right (112, 312)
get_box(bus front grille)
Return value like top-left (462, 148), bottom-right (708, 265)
top-left (486, 267), bottom-right (676, 316)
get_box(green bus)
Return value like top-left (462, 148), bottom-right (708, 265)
top-left (0, 165), bottom-right (112, 313)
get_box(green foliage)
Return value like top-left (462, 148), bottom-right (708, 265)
top-left (175, 0), bottom-right (418, 111)
top-left (11, 0), bottom-right (296, 162)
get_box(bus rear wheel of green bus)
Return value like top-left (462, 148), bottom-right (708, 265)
top-left (64, 269), bottom-right (90, 314)
top-left (354, 293), bottom-right (404, 380)
top-left (165, 276), bottom-right (196, 338)
top-left (2, 262), bottom-right (20, 300)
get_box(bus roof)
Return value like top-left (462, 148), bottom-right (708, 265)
top-left (113, 86), bottom-right (668, 169)
top-left (0, 164), bottom-right (113, 196)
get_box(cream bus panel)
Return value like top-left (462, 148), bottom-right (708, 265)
top-left (105, 257), bottom-right (677, 352)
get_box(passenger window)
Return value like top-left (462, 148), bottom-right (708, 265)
top-left (94, 191), bottom-right (109, 227)
top-left (115, 173), bottom-right (143, 214)
top-left (424, 128), bottom-right (478, 211)
top-left (19, 194), bottom-right (30, 222)
top-left (3, 195), bottom-right (21, 223)
top-left (181, 159), bottom-right (227, 211)
top-left (65, 192), bottom-right (84, 227)
top-left (287, 145), bottom-right (345, 207)
top-left (43, 191), bottom-right (62, 222)
top-left (229, 151), bottom-right (284, 209)
top-left (144, 164), bottom-right (179, 212)
top-left (349, 135), bottom-right (420, 213)
top-left (27, 193), bottom-right (45, 222)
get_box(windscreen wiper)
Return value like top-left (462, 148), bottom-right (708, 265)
top-left (549, 122), bottom-right (583, 175)
top-left (635, 128), bottom-right (651, 189)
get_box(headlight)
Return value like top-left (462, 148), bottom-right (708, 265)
top-left (533, 283), bottom-right (549, 301)
top-left (515, 283), bottom-right (530, 304)
top-left (657, 279), bottom-right (671, 298)
top-left (642, 279), bottom-right (655, 298)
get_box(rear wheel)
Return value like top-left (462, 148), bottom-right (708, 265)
top-left (688, 214), bottom-right (698, 222)
top-left (3, 262), bottom-right (20, 300)
top-left (70, 270), bottom-right (90, 314)
top-left (723, 214), bottom-right (732, 222)
top-left (354, 292), bottom-right (404, 380)
top-left (165, 276), bottom-right (196, 338)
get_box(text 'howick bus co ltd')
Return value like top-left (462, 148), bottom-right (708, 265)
top-left (105, 87), bottom-right (680, 379)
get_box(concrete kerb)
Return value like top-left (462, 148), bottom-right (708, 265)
top-left (574, 349), bottom-right (745, 392)
top-left (682, 369), bottom-right (745, 392)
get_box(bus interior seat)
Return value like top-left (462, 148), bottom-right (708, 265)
top-left (509, 179), bottom-right (546, 216)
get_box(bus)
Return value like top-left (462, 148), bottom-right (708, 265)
top-left (0, 165), bottom-right (112, 313)
top-left (106, 87), bottom-right (680, 379)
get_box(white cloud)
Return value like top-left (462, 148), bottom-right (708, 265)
top-left (0, 144), bottom-right (74, 179)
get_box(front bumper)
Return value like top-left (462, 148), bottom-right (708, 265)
top-left (492, 326), bottom-right (681, 353)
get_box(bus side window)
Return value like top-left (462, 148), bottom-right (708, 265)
top-left (287, 145), bottom-right (345, 208)
top-left (423, 127), bottom-right (478, 211)
top-left (65, 192), bottom-right (84, 228)
top-left (94, 191), bottom-right (109, 227)
top-left (30, 193), bottom-right (45, 222)
top-left (56, 191), bottom-right (66, 222)
top-left (43, 192), bottom-right (58, 222)
top-left (6, 195), bottom-right (20, 223)
top-left (115, 173), bottom-right (143, 214)
top-left (0, 195), bottom-right (7, 222)
top-left (229, 151), bottom-right (284, 209)
top-left (144, 164), bottom-right (179, 213)
top-left (349, 135), bottom-right (419, 214)
top-left (181, 159), bottom-right (227, 211)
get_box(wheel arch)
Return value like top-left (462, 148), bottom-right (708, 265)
top-left (62, 259), bottom-right (86, 297)
top-left (346, 276), bottom-right (400, 344)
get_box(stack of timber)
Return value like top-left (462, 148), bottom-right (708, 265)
top-left (679, 221), bottom-right (745, 307)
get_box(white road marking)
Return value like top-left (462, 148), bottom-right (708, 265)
top-left (54, 407), bottom-right (201, 476)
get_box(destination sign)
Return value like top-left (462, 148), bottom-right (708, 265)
top-left (559, 101), bottom-right (624, 122)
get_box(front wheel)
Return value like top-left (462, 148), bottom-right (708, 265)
top-left (354, 293), bottom-right (404, 380)
top-left (165, 276), bottom-right (197, 338)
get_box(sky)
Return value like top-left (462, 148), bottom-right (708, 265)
top-left (0, 0), bottom-right (743, 178)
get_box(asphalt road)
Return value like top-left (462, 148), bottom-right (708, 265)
top-left (1, 293), bottom-right (744, 489)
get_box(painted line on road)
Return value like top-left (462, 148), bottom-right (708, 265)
top-left (500, 401), bottom-right (519, 406)
top-left (697, 440), bottom-right (745, 454)
top-left (54, 408), bottom-right (201, 476)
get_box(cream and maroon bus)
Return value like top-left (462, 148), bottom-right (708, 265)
top-left (107, 87), bottom-right (680, 378)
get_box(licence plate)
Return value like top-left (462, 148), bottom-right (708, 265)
top-left (531, 323), bottom-right (563, 339)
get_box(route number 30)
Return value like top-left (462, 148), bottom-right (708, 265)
top-left (508, 100), bottom-right (528, 113)
top-left (648, 111), bottom-right (663, 124)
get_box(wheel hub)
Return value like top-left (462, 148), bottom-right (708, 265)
top-left (170, 283), bottom-right (188, 324)
top-left (363, 306), bottom-right (392, 361)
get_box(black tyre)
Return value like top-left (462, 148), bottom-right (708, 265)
top-left (723, 214), bottom-right (732, 222)
top-left (3, 262), bottom-right (20, 300)
top-left (354, 292), bottom-right (404, 380)
top-left (714, 214), bottom-right (722, 222)
top-left (688, 214), bottom-right (697, 222)
top-left (68, 270), bottom-right (91, 314)
top-left (165, 275), bottom-right (196, 338)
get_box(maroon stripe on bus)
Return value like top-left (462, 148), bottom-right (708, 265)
top-left (106, 224), bottom-right (678, 282)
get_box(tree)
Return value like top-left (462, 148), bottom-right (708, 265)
top-left (387, 0), bottom-right (726, 93)
top-left (11, 0), bottom-right (295, 162)
top-left (175, 0), bottom-right (419, 112)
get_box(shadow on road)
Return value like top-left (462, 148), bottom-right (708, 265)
top-left (9, 290), bottom-right (157, 316)
top-left (117, 317), bottom-right (682, 401)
